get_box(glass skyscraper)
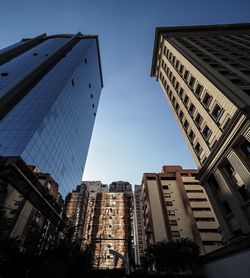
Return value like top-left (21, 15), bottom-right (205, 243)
top-left (0, 33), bottom-right (103, 196)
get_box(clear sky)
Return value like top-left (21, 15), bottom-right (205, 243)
top-left (1, 0), bottom-right (250, 186)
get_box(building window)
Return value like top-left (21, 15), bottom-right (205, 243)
top-left (183, 120), bottom-right (189, 131)
top-left (195, 113), bottom-right (203, 127)
top-left (162, 185), bottom-right (169, 190)
top-left (147, 177), bottom-right (156, 180)
top-left (211, 103), bottom-right (223, 120)
top-left (170, 220), bottom-right (178, 226)
top-left (84, 58), bottom-right (88, 64)
top-left (202, 125), bottom-right (212, 140)
top-left (71, 79), bottom-right (75, 87)
top-left (179, 87), bottom-right (184, 98)
top-left (221, 200), bottom-right (232, 215)
top-left (192, 207), bottom-right (211, 211)
top-left (33, 53), bottom-right (38, 56)
top-left (179, 64), bottom-right (184, 75)
top-left (189, 103), bottom-right (195, 115)
top-left (189, 198), bottom-right (207, 202)
top-left (195, 217), bottom-right (215, 222)
top-left (240, 139), bottom-right (250, 160)
top-left (224, 161), bottom-right (235, 176)
top-left (166, 201), bottom-right (173, 206)
top-left (194, 143), bottom-right (202, 155)
top-left (168, 210), bottom-right (175, 215)
top-left (179, 110), bottom-right (184, 120)
top-left (202, 92), bottom-right (212, 108)
top-left (91, 94), bottom-right (93, 99)
top-left (184, 70), bottom-right (190, 81)
top-left (89, 83), bottom-right (92, 88)
top-left (189, 76), bottom-right (196, 89)
top-left (172, 231), bottom-right (180, 237)
top-left (188, 130), bottom-right (195, 142)
top-left (199, 229), bottom-right (218, 233)
top-left (183, 95), bottom-right (189, 106)
top-left (1, 72), bottom-right (9, 77)
top-left (186, 189), bottom-right (203, 193)
top-left (194, 83), bottom-right (203, 97)
top-left (92, 104), bottom-right (95, 108)
top-left (164, 193), bottom-right (171, 198)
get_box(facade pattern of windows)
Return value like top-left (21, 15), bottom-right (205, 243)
top-left (0, 38), bottom-right (102, 197)
top-left (159, 41), bottom-right (238, 166)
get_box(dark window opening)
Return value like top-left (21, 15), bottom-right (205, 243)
top-left (189, 103), bottom-right (195, 115)
top-left (166, 201), bottom-right (173, 206)
top-left (71, 79), bottom-right (75, 87)
top-left (94, 112), bottom-right (96, 117)
top-left (179, 111), bottom-right (184, 120)
top-left (240, 140), bottom-right (250, 159)
top-left (194, 143), bottom-right (202, 155)
top-left (224, 161), bottom-right (235, 176)
top-left (184, 95), bottom-right (189, 106)
top-left (202, 125), bottom-right (212, 139)
top-left (89, 83), bottom-right (92, 88)
top-left (1, 72), bottom-right (8, 77)
top-left (184, 120), bottom-right (189, 131)
top-left (221, 200), bottom-right (232, 215)
top-left (212, 103), bottom-right (223, 120)
top-left (189, 76), bottom-right (196, 88)
top-left (147, 177), bottom-right (156, 180)
top-left (162, 185), bottom-right (169, 190)
top-left (194, 83), bottom-right (203, 97)
top-left (202, 92), bottom-right (212, 108)
top-left (192, 207), bottom-right (211, 211)
top-left (238, 185), bottom-right (250, 201)
top-left (184, 70), bottom-right (190, 81)
top-left (92, 104), bottom-right (95, 108)
top-left (84, 58), bottom-right (88, 64)
top-left (195, 113), bottom-right (203, 127)
top-left (170, 220), bottom-right (178, 226)
top-left (91, 94), bottom-right (93, 99)
top-left (33, 53), bottom-right (38, 56)
top-left (172, 231), bottom-right (180, 236)
top-left (208, 176), bottom-right (220, 191)
top-left (188, 130), bottom-right (195, 142)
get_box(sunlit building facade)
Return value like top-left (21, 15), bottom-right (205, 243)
top-left (83, 181), bottom-right (133, 269)
top-left (141, 166), bottom-right (223, 254)
top-left (151, 24), bottom-right (250, 240)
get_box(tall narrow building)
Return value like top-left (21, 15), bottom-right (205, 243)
top-left (151, 24), bottom-right (250, 240)
top-left (63, 183), bottom-right (89, 246)
top-left (133, 185), bottom-right (147, 266)
top-left (141, 166), bottom-right (223, 254)
top-left (83, 181), bottom-right (133, 269)
top-left (0, 33), bottom-right (103, 196)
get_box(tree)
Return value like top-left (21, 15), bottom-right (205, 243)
top-left (145, 238), bottom-right (200, 274)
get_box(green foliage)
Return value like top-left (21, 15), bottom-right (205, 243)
top-left (144, 238), bottom-right (200, 274)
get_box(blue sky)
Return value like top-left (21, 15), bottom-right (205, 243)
top-left (1, 0), bottom-right (250, 186)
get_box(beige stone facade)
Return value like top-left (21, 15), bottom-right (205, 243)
top-left (151, 24), bottom-right (250, 241)
top-left (141, 166), bottom-right (223, 254)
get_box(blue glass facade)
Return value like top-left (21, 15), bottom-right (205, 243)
top-left (0, 35), bottom-right (103, 197)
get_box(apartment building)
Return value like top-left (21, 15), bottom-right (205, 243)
top-left (151, 24), bottom-right (250, 240)
top-left (141, 166), bottom-right (223, 254)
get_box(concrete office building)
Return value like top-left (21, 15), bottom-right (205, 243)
top-left (141, 166), bottom-right (223, 254)
top-left (133, 185), bottom-right (147, 266)
top-left (0, 33), bottom-right (103, 197)
top-left (151, 24), bottom-right (250, 240)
